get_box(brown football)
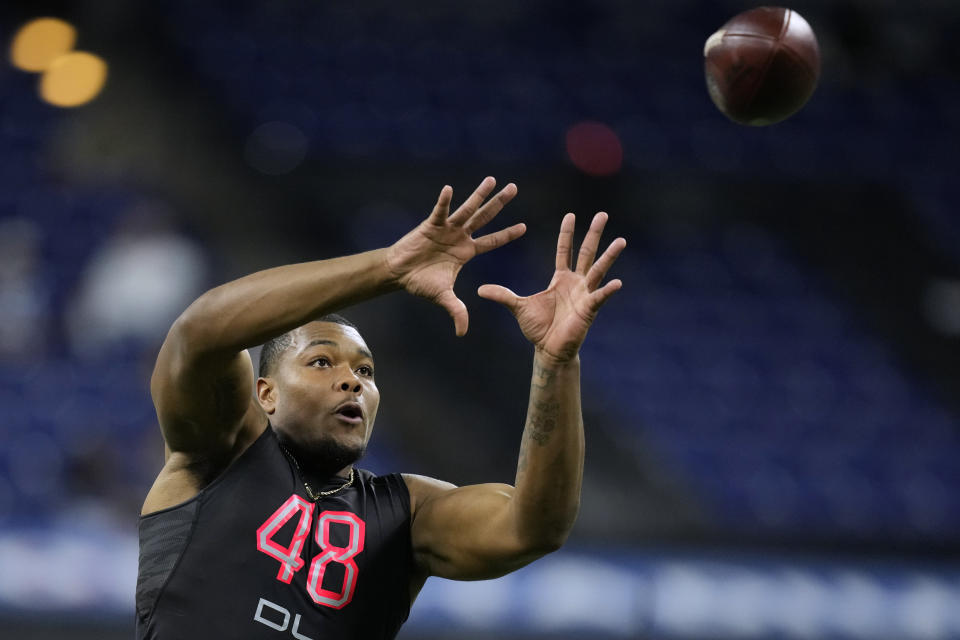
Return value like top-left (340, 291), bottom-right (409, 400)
top-left (704, 7), bottom-right (821, 126)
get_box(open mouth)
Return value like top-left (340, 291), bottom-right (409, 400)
top-left (334, 403), bottom-right (364, 423)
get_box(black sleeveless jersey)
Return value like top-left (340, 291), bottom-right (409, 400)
top-left (136, 427), bottom-right (413, 639)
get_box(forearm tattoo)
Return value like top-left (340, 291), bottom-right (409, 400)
top-left (525, 360), bottom-right (560, 445)
top-left (518, 398), bottom-right (560, 474)
top-left (530, 360), bottom-right (557, 390)
top-left (517, 361), bottom-right (565, 474)
top-left (527, 400), bottom-right (560, 445)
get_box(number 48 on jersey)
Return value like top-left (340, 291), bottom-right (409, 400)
top-left (256, 495), bottom-right (366, 609)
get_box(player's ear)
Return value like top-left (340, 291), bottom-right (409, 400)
top-left (256, 377), bottom-right (278, 414)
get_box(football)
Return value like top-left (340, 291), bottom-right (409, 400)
top-left (704, 7), bottom-right (821, 126)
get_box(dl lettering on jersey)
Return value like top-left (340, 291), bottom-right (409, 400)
top-left (254, 597), bottom-right (317, 639)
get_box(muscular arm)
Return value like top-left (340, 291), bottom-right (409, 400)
top-left (145, 179), bottom-right (522, 512)
top-left (512, 352), bottom-right (582, 544)
top-left (407, 212), bottom-right (624, 581)
top-left (144, 250), bottom-right (403, 515)
top-left (151, 249), bottom-right (398, 454)
top-left (406, 352), bottom-right (581, 580)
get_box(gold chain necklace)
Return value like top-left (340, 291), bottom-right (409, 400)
top-left (279, 443), bottom-right (355, 501)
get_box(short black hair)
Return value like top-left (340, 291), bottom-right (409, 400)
top-left (258, 313), bottom-right (358, 377)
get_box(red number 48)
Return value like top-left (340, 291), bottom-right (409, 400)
top-left (256, 495), bottom-right (366, 609)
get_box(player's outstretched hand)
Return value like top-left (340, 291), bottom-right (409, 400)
top-left (385, 177), bottom-right (525, 336)
top-left (478, 212), bottom-right (625, 364)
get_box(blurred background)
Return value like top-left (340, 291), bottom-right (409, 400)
top-left (1, 0), bottom-right (959, 638)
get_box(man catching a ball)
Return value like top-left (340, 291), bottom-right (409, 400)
top-left (135, 177), bottom-right (625, 639)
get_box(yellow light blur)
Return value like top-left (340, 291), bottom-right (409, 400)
top-left (40, 52), bottom-right (108, 107)
top-left (10, 17), bottom-right (77, 72)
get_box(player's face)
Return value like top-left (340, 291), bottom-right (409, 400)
top-left (262, 321), bottom-right (380, 468)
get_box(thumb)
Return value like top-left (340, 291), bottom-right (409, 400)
top-left (437, 289), bottom-right (469, 337)
top-left (477, 284), bottom-right (519, 312)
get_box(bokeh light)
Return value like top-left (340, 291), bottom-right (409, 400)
top-left (565, 121), bottom-right (624, 177)
top-left (9, 17), bottom-right (76, 72)
top-left (39, 51), bottom-right (108, 107)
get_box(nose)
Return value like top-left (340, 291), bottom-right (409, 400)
top-left (339, 380), bottom-right (361, 393)
top-left (335, 368), bottom-right (362, 394)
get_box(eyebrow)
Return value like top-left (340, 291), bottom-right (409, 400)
top-left (303, 339), bottom-right (374, 361)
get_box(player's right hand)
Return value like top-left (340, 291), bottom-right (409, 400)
top-left (384, 177), bottom-right (525, 336)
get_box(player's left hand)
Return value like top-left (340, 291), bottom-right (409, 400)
top-left (478, 212), bottom-right (625, 364)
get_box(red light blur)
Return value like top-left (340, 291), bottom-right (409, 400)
top-left (565, 121), bottom-right (623, 176)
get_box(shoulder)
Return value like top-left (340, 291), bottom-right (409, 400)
top-left (401, 473), bottom-right (457, 515)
